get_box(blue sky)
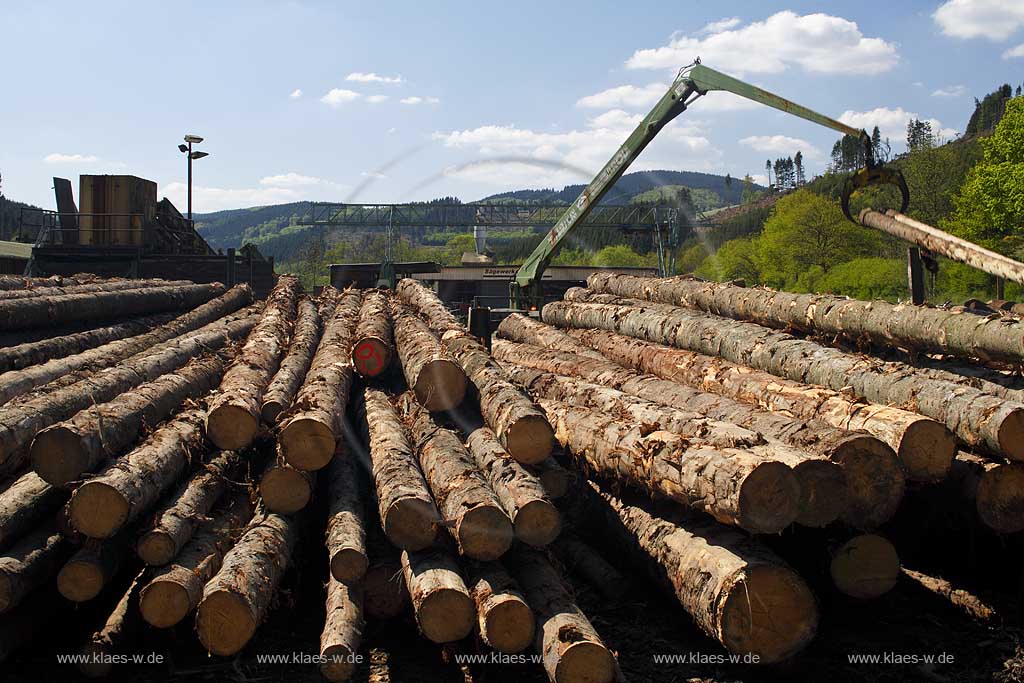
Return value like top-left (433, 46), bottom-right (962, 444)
top-left (3, 0), bottom-right (1024, 212)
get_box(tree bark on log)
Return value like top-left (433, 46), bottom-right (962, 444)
top-left (588, 270), bottom-right (1024, 364)
top-left (136, 450), bottom-right (241, 566)
top-left (463, 415), bottom-right (561, 546)
top-left (592, 483), bottom-right (818, 663)
top-left (396, 278), bottom-right (553, 464)
top-left (0, 524), bottom-right (72, 612)
top-left (506, 545), bottom-right (616, 683)
top-left (279, 289), bottom-right (362, 471)
top-left (0, 278), bottom-right (193, 301)
top-left (0, 273), bottom-right (97, 291)
top-left (207, 276), bottom-right (299, 449)
top-left (320, 577), bottom-right (364, 682)
top-left (0, 472), bottom-right (67, 550)
top-left (78, 570), bottom-right (145, 678)
top-left (401, 545), bottom-right (475, 644)
top-left (538, 398), bottom-right (800, 534)
top-left (550, 323), bottom-right (953, 482)
top-left (196, 510), bottom-right (299, 656)
top-left (352, 290), bottom-right (395, 378)
top-left (901, 567), bottom-right (995, 621)
top-left (551, 534), bottom-right (627, 602)
top-left (392, 304), bottom-right (467, 412)
top-left (0, 282), bottom-right (226, 331)
top-left (829, 533), bottom-right (900, 599)
top-left (545, 294), bottom-right (1024, 461)
top-left (57, 535), bottom-right (129, 602)
top-left (494, 340), bottom-right (903, 529)
top-left (325, 451), bottom-right (368, 583)
top-left (496, 313), bottom-right (607, 360)
top-left (259, 457), bottom-right (316, 514)
top-left (0, 312), bottom-right (176, 373)
top-left (138, 492), bottom-right (253, 628)
top-left (261, 296), bottom-right (327, 424)
top-left (466, 560), bottom-right (535, 654)
top-left (0, 285), bottom-right (252, 407)
top-left (505, 363), bottom-right (847, 528)
top-left (400, 394), bottom-right (514, 560)
top-left (0, 310), bottom-right (256, 471)
top-left (948, 452), bottom-right (1024, 533)
top-left (67, 409), bottom-right (208, 539)
top-left (31, 353), bottom-right (227, 487)
top-left (356, 387), bottom-right (439, 552)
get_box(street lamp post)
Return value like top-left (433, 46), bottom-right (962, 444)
top-left (178, 135), bottom-right (209, 223)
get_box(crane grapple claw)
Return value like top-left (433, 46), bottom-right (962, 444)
top-left (841, 166), bottom-right (910, 223)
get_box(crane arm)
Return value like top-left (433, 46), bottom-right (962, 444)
top-left (510, 60), bottom-right (903, 309)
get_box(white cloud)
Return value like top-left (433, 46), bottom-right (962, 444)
top-left (345, 72), bottom-right (403, 84)
top-left (750, 173), bottom-right (769, 186)
top-left (698, 17), bottom-right (741, 35)
top-left (576, 83), bottom-right (666, 109)
top-left (387, 127), bottom-right (397, 134)
top-left (258, 173), bottom-right (331, 187)
top-left (366, 95), bottom-right (389, 103)
top-left (434, 109), bottom-right (718, 188)
top-left (289, 89), bottom-right (303, 98)
top-left (739, 135), bottom-right (821, 158)
top-left (626, 11), bottom-right (898, 75)
top-left (361, 171), bottom-right (387, 179)
top-left (321, 88), bottom-right (361, 106)
top-left (400, 96), bottom-right (440, 105)
top-left (839, 106), bottom-right (957, 143)
top-left (932, 84), bottom-right (967, 97)
top-left (934, 0), bottom-right (1024, 41)
top-left (1004, 43), bottom-right (1024, 58)
top-left (44, 153), bottom-right (98, 164)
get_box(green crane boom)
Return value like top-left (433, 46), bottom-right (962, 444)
top-left (510, 59), bottom-right (903, 309)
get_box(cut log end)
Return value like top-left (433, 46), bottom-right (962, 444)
top-left (196, 590), bottom-right (258, 656)
top-left (900, 420), bottom-right (956, 482)
top-left (31, 426), bottom-right (89, 487)
top-left (206, 404), bottom-right (259, 452)
top-left (78, 643), bottom-right (113, 678)
top-left (260, 400), bottom-right (285, 426)
top-left (57, 560), bottom-right (105, 602)
top-left (69, 481), bottom-right (130, 539)
top-left (417, 587), bottom-right (475, 643)
top-left (833, 435), bottom-right (906, 529)
top-left (997, 408), bottom-right (1024, 461)
top-left (830, 534), bottom-right (900, 599)
top-left (737, 461), bottom-right (801, 535)
top-left (320, 644), bottom-right (358, 682)
top-left (414, 359), bottom-right (467, 412)
top-left (363, 564), bottom-right (408, 620)
top-left (791, 461), bottom-right (848, 529)
top-left (383, 498), bottom-right (438, 551)
top-left (720, 564), bottom-right (818, 663)
top-left (280, 418), bottom-right (336, 471)
top-left (977, 462), bottom-right (1024, 533)
top-left (514, 499), bottom-right (562, 547)
top-left (139, 580), bottom-right (191, 628)
top-left (504, 415), bottom-right (554, 465)
top-left (259, 467), bottom-right (313, 514)
top-left (352, 338), bottom-right (391, 378)
top-left (331, 549), bottom-right (370, 584)
top-left (136, 531), bottom-right (176, 567)
top-left (554, 640), bottom-right (616, 683)
top-left (455, 505), bottom-right (514, 561)
top-left (483, 595), bottom-right (535, 654)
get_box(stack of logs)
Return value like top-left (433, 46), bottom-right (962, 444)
top-left (0, 270), bottom-right (1009, 681)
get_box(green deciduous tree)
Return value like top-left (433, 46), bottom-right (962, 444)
top-left (946, 97), bottom-right (1024, 255)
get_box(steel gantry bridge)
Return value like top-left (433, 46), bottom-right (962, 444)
top-left (303, 202), bottom-right (684, 276)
